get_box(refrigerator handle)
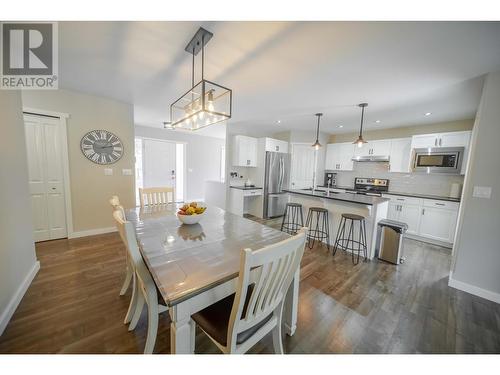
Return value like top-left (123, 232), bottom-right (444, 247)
top-left (278, 158), bottom-right (284, 192)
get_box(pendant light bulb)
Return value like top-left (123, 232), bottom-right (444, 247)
top-left (353, 103), bottom-right (368, 147)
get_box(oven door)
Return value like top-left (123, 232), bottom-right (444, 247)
top-left (411, 147), bottom-right (464, 174)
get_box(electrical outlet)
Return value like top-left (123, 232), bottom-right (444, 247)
top-left (472, 186), bottom-right (492, 199)
top-left (122, 169), bottom-right (132, 176)
top-left (104, 168), bottom-right (113, 176)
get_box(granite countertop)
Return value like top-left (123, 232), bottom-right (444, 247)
top-left (284, 189), bottom-right (389, 206)
top-left (316, 185), bottom-right (460, 202)
top-left (230, 185), bottom-right (263, 190)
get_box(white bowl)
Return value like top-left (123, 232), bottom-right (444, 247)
top-left (177, 211), bottom-right (206, 225)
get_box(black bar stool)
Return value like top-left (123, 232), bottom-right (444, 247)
top-left (333, 213), bottom-right (368, 265)
top-left (280, 203), bottom-right (304, 235)
top-left (305, 207), bottom-right (330, 250)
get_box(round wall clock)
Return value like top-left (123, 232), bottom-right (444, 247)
top-left (80, 130), bottom-right (123, 165)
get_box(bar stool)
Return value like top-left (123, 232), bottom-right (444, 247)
top-left (333, 213), bottom-right (367, 265)
top-left (280, 203), bottom-right (304, 235)
top-left (305, 207), bottom-right (330, 250)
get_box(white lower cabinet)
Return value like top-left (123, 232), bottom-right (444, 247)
top-left (383, 194), bottom-right (459, 246)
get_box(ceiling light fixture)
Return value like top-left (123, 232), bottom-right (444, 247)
top-left (425, 112), bottom-right (432, 116)
top-left (276, 120), bottom-right (281, 124)
top-left (353, 103), bottom-right (368, 148)
top-left (338, 125), bottom-right (344, 128)
top-left (312, 113), bottom-right (323, 150)
top-left (167, 27), bottom-right (232, 131)
top-left (375, 120), bottom-right (381, 123)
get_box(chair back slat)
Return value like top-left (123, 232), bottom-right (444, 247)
top-left (227, 228), bottom-right (306, 347)
top-left (139, 187), bottom-right (175, 207)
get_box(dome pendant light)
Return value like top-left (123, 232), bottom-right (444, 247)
top-left (312, 113), bottom-right (323, 150)
top-left (354, 103), bottom-right (368, 148)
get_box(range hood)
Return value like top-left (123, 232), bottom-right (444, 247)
top-left (351, 155), bottom-right (390, 162)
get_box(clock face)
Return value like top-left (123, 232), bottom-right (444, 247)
top-left (80, 130), bottom-right (123, 165)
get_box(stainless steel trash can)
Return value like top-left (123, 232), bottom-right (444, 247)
top-left (377, 219), bottom-right (408, 265)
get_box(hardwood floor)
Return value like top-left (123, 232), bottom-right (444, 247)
top-left (1, 217), bottom-right (499, 354)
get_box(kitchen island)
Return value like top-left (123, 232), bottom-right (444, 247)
top-left (284, 189), bottom-right (389, 259)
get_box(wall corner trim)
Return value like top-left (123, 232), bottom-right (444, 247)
top-left (0, 260), bottom-right (40, 335)
top-left (68, 226), bottom-right (117, 239)
top-left (448, 273), bottom-right (500, 304)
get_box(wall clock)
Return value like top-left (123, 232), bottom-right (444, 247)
top-left (80, 130), bottom-right (123, 165)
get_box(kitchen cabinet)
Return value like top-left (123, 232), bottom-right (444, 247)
top-left (418, 199), bottom-right (459, 243)
top-left (232, 135), bottom-right (258, 167)
top-left (354, 139), bottom-right (391, 158)
top-left (383, 194), bottom-right (459, 245)
top-left (229, 188), bottom-right (263, 216)
top-left (410, 131), bottom-right (471, 148)
top-left (263, 138), bottom-right (288, 153)
top-left (325, 142), bottom-right (355, 171)
top-left (389, 138), bottom-right (411, 173)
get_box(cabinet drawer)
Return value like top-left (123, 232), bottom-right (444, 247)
top-left (383, 194), bottom-right (423, 206)
top-left (243, 189), bottom-right (262, 197)
top-left (423, 199), bottom-right (459, 211)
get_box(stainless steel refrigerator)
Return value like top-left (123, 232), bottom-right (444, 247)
top-left (264, 151), bottom-right (291, 218)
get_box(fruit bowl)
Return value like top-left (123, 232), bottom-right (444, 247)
top-left (177, 202), bottom-right (207, 225)
top-left (177, 211), bottom-right (206, 225)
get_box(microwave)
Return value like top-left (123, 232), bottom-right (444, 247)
top-left (411, 147), bottom-right (464, 174)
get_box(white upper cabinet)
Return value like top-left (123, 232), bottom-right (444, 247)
top-left (354, 139), bottom-right (391, 157)
top-left (389, 138), bottom-right (411, 173)
top-left (232, 135), bottom-right (258, 167)
top-left (263, 138), bottom-right (288, 153)
top-left (326, 142), bottom-right (354, 171)
top-left (411, 131), bottom-right (471, 149)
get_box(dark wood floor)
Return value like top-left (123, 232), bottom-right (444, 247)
top-left (1, 216), bottom-right (499, 354)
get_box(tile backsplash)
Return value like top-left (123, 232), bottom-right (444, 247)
top-left (333, 162), bottom-right (464, 197)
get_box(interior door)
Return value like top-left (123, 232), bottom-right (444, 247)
top-left (290, 144), bottom-right (315, 189)
top-left (143, 139), bottom-right (176, 190)
top-left (24, 114), bottom-right (67, 242)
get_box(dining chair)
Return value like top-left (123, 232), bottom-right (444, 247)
top-left (191, 228), bottom-right (307, 354)
top-left (109, 196), bottom-right (132, 296)
top-left (112, 209), bottom-right (168, 354)
top-left (139, 187), bottom-right (175, 207)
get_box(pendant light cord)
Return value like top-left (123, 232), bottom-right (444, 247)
top-left (316, 115), bottom-right (320, 141)
top-left (201, 35), bottom-right (204, 81)
top-left (359, 105), bottom-right (365, 137)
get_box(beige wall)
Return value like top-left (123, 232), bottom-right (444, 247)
top-left (0, 91), bottom-right (39, 334)
top-left (22, 89), bottom-right (135, 233)
top-left (329, 119), bottom-right (474, 143)
top-left (450, 72), bottom-right (500, 303)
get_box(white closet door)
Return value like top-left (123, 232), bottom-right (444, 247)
top-left (143, 139), bottom-right (176, 189)
top-left (24, 115), bottom-right (67, 242)
top-left (290, 144), bottom-right (315, 189)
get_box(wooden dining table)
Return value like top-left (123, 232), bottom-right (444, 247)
top-left (126, 204), bottom-right (300, 354)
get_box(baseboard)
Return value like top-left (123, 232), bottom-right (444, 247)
top-left (448, 273), bottom-right (500, 304)
top-left (68, 226), bottom-right (116, 239)
top-left (0, 261), bottom-right (40, 335)
top-left (405, 233), bottom-right (453, 249)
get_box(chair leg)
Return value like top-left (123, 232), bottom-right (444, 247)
top-left (129, 291), bottom-right (145, 331)
top-left (190, 319), bottom-right (196, 353)
top-left (272, 307), bottom-right (284, 354)
top-left (124, 273), bottom-right (137, 324)
top-left (120, 264), bottom-right (133, 296)
top-left (144, 295), bottom-right (159, 354)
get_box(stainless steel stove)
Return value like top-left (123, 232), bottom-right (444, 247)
top-left (345, 177), bottom-right (389, 197)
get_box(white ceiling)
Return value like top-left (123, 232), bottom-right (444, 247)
top-left (58, 21), bottom-right (500, 138)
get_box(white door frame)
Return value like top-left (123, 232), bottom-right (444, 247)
top-left (23, 107), bottom-right (74, 237)
top-left (135, 136), bottom-right (187, 203)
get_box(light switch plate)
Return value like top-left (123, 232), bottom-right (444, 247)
top-left (104, 168), bottom-right (113, 176)
top-left (122, 168), bottom-right (133, 176)
top-left (473, 186), bottom-right (492, 199)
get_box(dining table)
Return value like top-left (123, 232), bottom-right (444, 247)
top-left (126, 204), bottom-right (300, 354)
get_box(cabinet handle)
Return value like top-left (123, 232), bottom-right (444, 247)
top-left (422, 208), bottom-right (425, 215)
top-left (247, 160), bottom-right (250, 165)
top-left (434, 138), bottom-right (437, 146)
top-left (399, 205), bottom-right (402, 212)
top-left (397, 198), bottom-right (405, 201)
top-left (435, 203), bottom-right (445, 206)
top-left (276, 146), bottom-right (279, 151)
top-left (439, 138), bottom-right (442, 146)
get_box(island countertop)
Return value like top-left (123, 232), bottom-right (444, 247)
top-left (284, 189), bottom-right (390, 206)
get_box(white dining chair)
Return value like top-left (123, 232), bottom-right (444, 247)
top-left (139, 187), bottom-right (175, 207)
top-left (112, 209), bottom-right (168, 354)
top-left (109, 196), bottom-right (132, 297)
top-left (191, 228), bottom-right (307, 354)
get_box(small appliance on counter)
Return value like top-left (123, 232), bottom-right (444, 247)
top-left (324, 172), bottom-right (337, 187)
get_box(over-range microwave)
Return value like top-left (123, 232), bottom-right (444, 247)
top-left (411, 147), bottom-right (464, 174)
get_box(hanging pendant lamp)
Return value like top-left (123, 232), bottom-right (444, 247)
top-left (312, 113), bottom-right (323, 150)
top-left (354, 103), bottom-right (368, 148)
top-left (167, 27), bottom-right (232, 131)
